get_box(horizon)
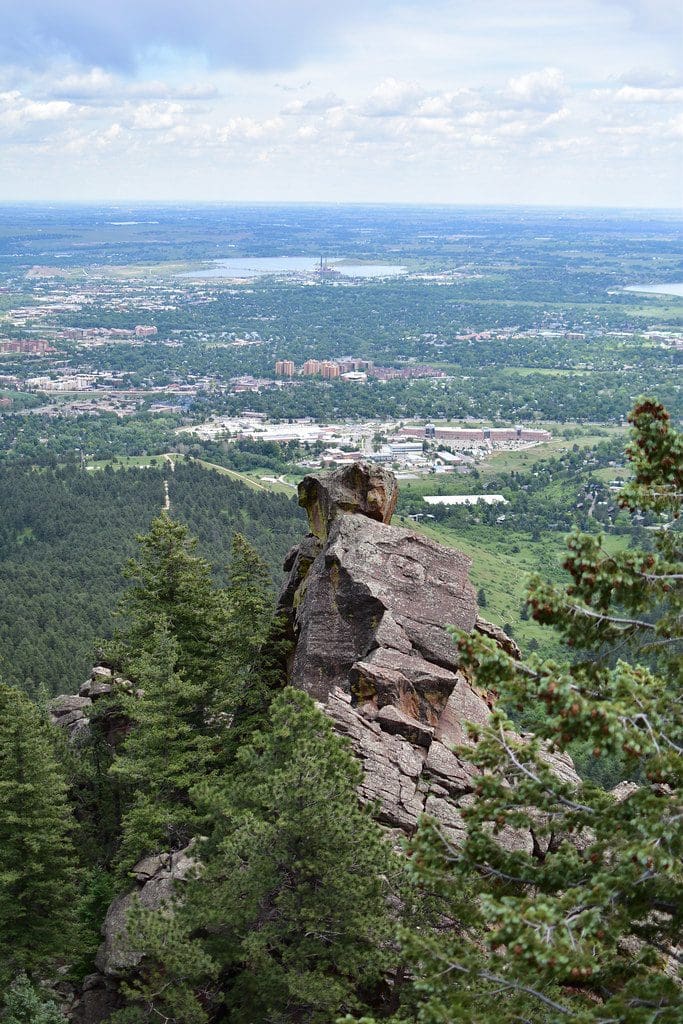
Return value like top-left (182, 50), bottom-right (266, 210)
top-left (2, 199), bottom-right (682, 214)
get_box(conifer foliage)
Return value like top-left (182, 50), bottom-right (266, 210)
top-left (110, 517), bottom-right (276, 871)
top-left (365, 398), bottom-right (682, 1023)
top-left (0, 683), bottom-right (79, 989)
top-left (118, 689), bottom-right (395, 1024)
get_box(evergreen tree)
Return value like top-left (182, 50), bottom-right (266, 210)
top-left (111, 623), bottom-right (225, 869)
top-left (120, 689), bottom-right (396, 1023)
top-left (220, 532), bottom-right (283, 750)
top-left (0, 684), bottom-right (79, 988)
top-left (1, 975), bottom-right (64, 1024)
top-left (109, 523), bottom-right (279, 870)
top-left (113, 512), bottom-right (229, 688)
top-left (354, 399), bottom-right (682, 1024)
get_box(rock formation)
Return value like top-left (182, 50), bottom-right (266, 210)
top-left (56, 461), bottom-right (579, 1019)
top-left (49, 665), bottom-right (138, 747)
top-left (278, 461), bottom-right (578, 841)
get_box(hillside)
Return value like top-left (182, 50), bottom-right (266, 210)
top-left (0, 460), bottom-right (305, 696)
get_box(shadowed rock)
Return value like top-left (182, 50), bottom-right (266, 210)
top-left (280, 462), bottom-right (579, 842)
top-left (298, 461), bottom-right (398, 540)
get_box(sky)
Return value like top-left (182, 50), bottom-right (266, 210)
top-left (0, 0), bottom-right (681, 206)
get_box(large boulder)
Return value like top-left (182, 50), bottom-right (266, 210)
top-left (95, 844), bottom-right (198, 977)
top-left (281, 513), bottom-right (478, 710)
top-left (298, 461), bottom-right (398, 541)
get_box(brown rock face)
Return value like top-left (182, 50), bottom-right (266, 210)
top-left (279, 462), bottom-right (579, 842)
top-left (298, 462), bottom-right (398, 540)
top-left (281, 514), bottom-right (478, 712)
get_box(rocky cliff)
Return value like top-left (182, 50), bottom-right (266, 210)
top-left (277, 462), bottom-right (577, 843)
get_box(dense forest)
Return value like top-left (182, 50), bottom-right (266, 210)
top-left (0, 461), bottom-right (304, 696)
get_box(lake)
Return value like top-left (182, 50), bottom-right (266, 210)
top-left (179, 257), bottom-right (406, 279)
top-left (624, 282), bottom-right (683, 297)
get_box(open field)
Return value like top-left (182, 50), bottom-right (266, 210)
top-left (84, 452), bottom-right (297, 496)
top-left (400, 518), bottom-right (631, 659)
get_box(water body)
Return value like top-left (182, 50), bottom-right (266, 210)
top-left (179, 257), bottom-right (406, 279)
top-left (624, 282), bottom-right (683, 297)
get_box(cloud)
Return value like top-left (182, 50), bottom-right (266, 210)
top-left (361, 78), bottom-right (425, 116)
top-left (505, 68), bottom-right (566, 110)
top-left (617, 67), bottom-right (683, 87)
top-left (0, 0), bottom-right (399, 72)
top-left (282, 92), bottom-right (344, 115)
top-left (613, 85), bottom-right (683, 103)
top-left (47, 68), bottom-right (219, 102)
top-left (0, 89), bottom-right (73, 131)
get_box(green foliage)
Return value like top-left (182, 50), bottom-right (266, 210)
top-left (110, 516), bottom-right (233, 869)
top-left (115, 512), bottom-right (231, 686)
top-left (122, 688), bottom-right (395, 1023)
top-left (71, 868), bottom-right (118, 979)
top-left (1, 975), bottom-right (64, 1024)
top-left (0, 461), bottom-right (303, 697)
top-left (113, 904), bottom-right (217, 1024)
top-left (363, 399), bottom-right (682, 1024)
top-left (0, 684), bottom-right (79, 988)
top-left (110, 519), bottom-right (280, 871)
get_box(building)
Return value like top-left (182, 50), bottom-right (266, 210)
top-left (301, 359), bottom-right (322, 375)
top-left (275, 360), bottom-right (295, 377)
top-left (135, 325), bottom-right (158, 337)
top-left (321, 361), bottom-right (340, 379)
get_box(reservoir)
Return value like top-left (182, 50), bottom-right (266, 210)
top-left (623, 282), bottom-right (683, 298)
top-left (179, 257), bottom-right (406, 279)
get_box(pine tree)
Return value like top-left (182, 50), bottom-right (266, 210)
top-left (111, 622), bottom-right (225, 871)
top-left (1, 975), bottom-right (64, 1024)
top-left (113, 512), bottom-right (229, 688)
top-left (191, 688), bottom-right (395, 1022)
top-left (356, 399), bottom-right (682, 1024)
top-left (0, 683), bottom-right (79, 988)
top-left (109, 524), bottom-right (279, 871)
top-left (119, 689), bottom-right (396, 1023)
top-left (220, 532), bottom-right (282, 749)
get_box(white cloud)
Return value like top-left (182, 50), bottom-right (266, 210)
top-left (505, 68), bottom-right (566, 110)
top-left (282, 92), bottom-right (344, 115)
top-left (361, 78), bottom-right (425, 117)
top-left (613, 84), bottom-right (683, 103)
top-left (0, 90), bottom-right (73, 131)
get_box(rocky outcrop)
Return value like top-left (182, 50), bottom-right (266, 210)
top-left (297, 462), bottom-right (398, 540)
top-left (49, 665), bottom-right (138, 746)
top-left (96, 844), bottom-right (199, 978)
top-left (279, 461), bottom-right (579, 839)
top-left (68, 844), bottom-right (199, 1023)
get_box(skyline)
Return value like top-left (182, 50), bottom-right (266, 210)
top-left (1, 0), bottom-right (681, 208)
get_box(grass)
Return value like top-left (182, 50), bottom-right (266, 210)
top-left (84, 453), bottom-right (300, 498)
top-left (480, 428), bottom-right (627, 474)
top-left (396, 516), bottom-right (567, 657)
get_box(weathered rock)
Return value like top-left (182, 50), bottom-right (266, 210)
top-left (50, 694), bottom-right (92, 716)
top-left (96, 844), bottom-right (198, 978)
top-left (70, 976), bottom-right (123, 1024)
top-left (281, 514), bottom-right (478, 706)
top-left (475, 617), bottom-right (522, 660)
top-left (298, 461), bottom-right (398, 540)
top-left (52, 667), bottom-right (135, 744)
top-left (280, 463), bottom-right (578, 851)
top-left (377, 705), bottom-right (434, 748)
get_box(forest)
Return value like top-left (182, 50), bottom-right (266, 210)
top-left (0, 461), bottom-right (304, 696)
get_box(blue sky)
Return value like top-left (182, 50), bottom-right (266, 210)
top-left (0, 0), bottom-right (681, 205)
